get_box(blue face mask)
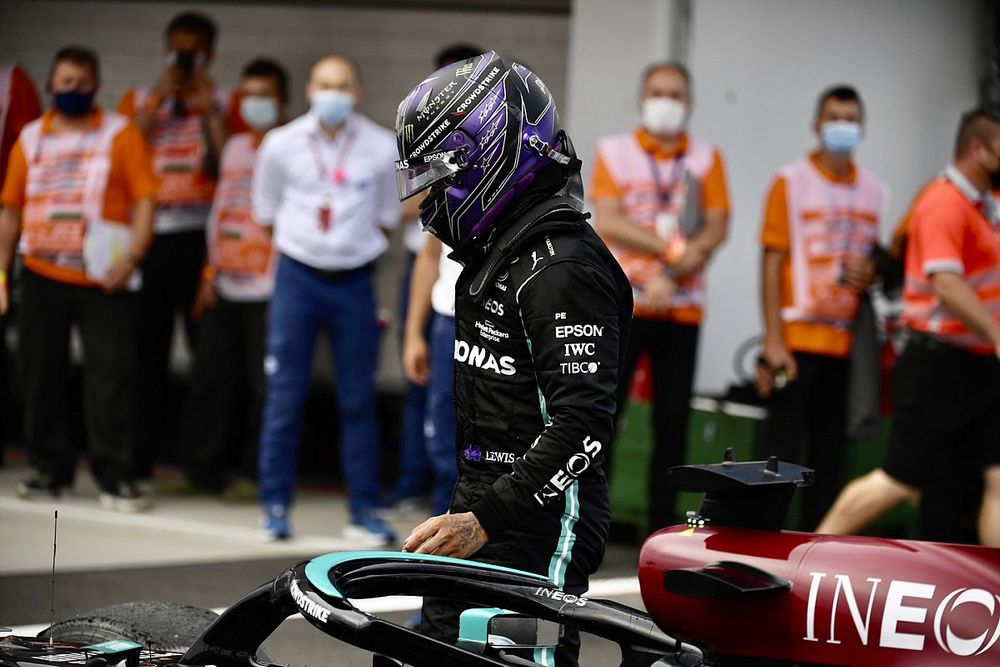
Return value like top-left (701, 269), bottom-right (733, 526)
top-left (53, 89), bottom-right (95, 118)
top-left (311, 90), bottom-right (354, 128)
top-left (821, 121), bottom-right (861, 155)
top-left (240, 95), bottom-right (279, 131)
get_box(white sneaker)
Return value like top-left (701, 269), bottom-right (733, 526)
top-left (99, 482), bottom-right (151, 512)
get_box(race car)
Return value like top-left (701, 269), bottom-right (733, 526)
top-left (3, 454), bottom-right (998, 666)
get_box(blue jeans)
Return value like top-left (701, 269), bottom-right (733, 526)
top-left (425, 313), bottom-right (458, 515)
top-left (258, 255), bottom-right (382, 515)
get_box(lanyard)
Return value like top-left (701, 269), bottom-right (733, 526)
top-left (646, 151), bottom-right (686, 208)
top-left (308, 127), bottom-right (356, 187)
top-left (822, 175), bottom-right (860, 255)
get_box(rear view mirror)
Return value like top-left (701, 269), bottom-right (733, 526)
top-left (458, 608), bottom-right (560, 654)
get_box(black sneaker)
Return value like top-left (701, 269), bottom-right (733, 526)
top-left (99, 482), bottom-right (151, 512)
top-left (15, 475), bottom-right (69, 499)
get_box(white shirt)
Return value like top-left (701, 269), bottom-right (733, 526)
top-left (403, 217), bottom-right (427, 255)
top-left (252, 112), bottom-right (401, 270)
top-left (431, 250), bottom-right (463, 317)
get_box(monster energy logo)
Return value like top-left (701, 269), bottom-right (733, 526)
top-left (403, 124), bottom-right (414, 142)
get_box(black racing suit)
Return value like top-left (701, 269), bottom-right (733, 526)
top-left (420, 195), bottom-right (633, 666)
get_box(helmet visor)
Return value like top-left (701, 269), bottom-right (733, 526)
top-left (394, 149), bottom-right (467, 201)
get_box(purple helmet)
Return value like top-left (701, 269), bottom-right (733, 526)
top-left (394, 51), bottom-right (578, 251)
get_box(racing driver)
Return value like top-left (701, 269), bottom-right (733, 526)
top-left (396, 51), bottom-right (632, 665)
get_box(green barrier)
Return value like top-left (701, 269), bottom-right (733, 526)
top-left (609, 397), bottom-right (764, 535)
top-left (608, 401), bottom-right (653, 532)
top-left (677, 398), bottom-right (766, 519)
top-left (608, 399), bottom-right (917, 538)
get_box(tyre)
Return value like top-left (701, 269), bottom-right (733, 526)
top-left (37, 600), bottom-right (271, 660)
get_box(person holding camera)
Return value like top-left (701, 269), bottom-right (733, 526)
top-left (756, 85), bottom-right (886, 531)
top-left (117, 11), bottom-right (242, 481)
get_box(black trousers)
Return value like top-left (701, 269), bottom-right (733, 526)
top-left (132, 230), bottom-right (205, 477)
top-left (419, 482), bottom-right (610, 667)
top-left (19, 269), bottom-right (138, 492)
top-left (762, 351), bottom-right (849, 531)
top-left (613, 318), bottom-right (700, 532)
top-left (177, 297), bottom-right (267, 489)
top-left (883, 337), bottom-right (1000, 544)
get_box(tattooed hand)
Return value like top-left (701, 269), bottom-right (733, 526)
top-left (401, 512), bottom-right (489, 558)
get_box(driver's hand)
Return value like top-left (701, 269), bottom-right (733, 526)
top-left (402, 512), bottom-right (489, 558)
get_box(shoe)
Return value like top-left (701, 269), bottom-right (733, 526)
top-left (15, 474), bottom-right (70, 499)
top-left (344, 511), bottom-right (396, 547)
top-left (99, 482), bottom-right (151, 512)
top-left (222, 478), bottom-right (258, 504)
top-left (261, 504), bottom-right (291, 540)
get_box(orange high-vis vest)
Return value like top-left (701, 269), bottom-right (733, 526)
top-left (779, 156), bottom-right (885, 333)
top-left (18, 110), bottom-right (128, 283)
top-left (595, 133), bottom-right (717, 321)
top-left (125, 87), bottom-right (231, 232)
top-left (206, 132), bottom-right (273, 300)
top-left (902, 171), bottom-right (1000, 354)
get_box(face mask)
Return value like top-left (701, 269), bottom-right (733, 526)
top-left (240, 95), bottom-right (279, 131)
top-left (641, 97), bottom-right (686, 136)
top-left (821, 121), bottom-right (861, 155)
top-left (53, 89), bottom-right (95, 118)
top-left (311, 90), bottom-right (354, 128)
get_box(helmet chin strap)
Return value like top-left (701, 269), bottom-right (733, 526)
top-left (529, 130), bottom-right (584, 206)
top-left (526, 134), bottom-right (581, 172)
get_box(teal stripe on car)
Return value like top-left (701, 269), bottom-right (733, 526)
top-left (304, 551), bottom-right (550, 599)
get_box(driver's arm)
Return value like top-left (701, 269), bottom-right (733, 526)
top-left (470, 258), bottom-right (626, 538)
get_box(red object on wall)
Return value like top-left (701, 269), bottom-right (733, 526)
top-left (629, 351), bottom-right (653, 403)
top-left (880, 338), bottom-right (898, 416)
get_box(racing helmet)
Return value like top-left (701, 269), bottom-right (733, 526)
top-left (394, 50), bottom-right (579, 250)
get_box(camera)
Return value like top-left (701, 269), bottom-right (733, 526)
top-left (171, 50), bottom-right (198, 82)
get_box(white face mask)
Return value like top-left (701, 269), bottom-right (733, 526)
top-left (641, 97), bottom-right (687, 136)
top-left (311, 89), bottom-right (355, 128)
top-left (240, 95), bottom-right (279, 131)
top-left (821, 120), bottom-right (862, 155)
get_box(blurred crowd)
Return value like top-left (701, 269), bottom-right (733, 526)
top-left (1, 10), bottom-right (998, 548)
